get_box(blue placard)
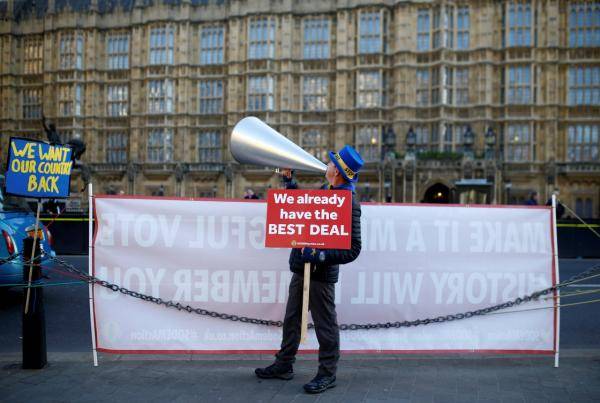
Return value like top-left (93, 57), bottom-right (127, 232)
top-left (5, 137), bottom-right (73, 199)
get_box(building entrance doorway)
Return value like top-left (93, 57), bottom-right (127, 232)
top-left (423, 183), bottom-right (450, 204)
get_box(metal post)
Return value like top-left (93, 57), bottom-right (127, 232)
top-left (88, 183), bottom-right (99, 366)
top-left (22, 201), bottom-right (47, 369)
top-left (412, 172), bottom-right (417, 203)
top-left (391, 164), bottom-right (396, 202)
top-left (24, 201), bottom-right (42, 314)
top-left (552, 194), bottom-right (561, 368)
top-left (402, 172), bottom-right (406, 203)
top-left (378, 164), bottom-right (384, 202)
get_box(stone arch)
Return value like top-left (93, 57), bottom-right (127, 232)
top-left (419, 179), bottom-right (454, 203)
top-left (421, 182), bottom-right (452, 204)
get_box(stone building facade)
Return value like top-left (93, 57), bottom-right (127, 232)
top-left (0, 0), bottom-right (598, 217)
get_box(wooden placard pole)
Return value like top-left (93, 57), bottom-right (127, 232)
top-left (24, 201), bottom-right (42, 315)
top-left (300, 262), bottom-right (310, 343)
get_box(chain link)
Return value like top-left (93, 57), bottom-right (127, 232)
top-left (0, 253), bottom-right (23, 266)
top-left (46, 255), bottom-right (600, 331)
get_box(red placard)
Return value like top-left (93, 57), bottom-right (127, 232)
top-left (265, 189), bottom-right (352, 249)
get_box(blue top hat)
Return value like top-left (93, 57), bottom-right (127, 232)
top-left (328, 145), bottom-right (364, 183)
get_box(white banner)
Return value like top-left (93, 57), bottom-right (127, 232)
top-left (92, 196), bottom-right (557, 354)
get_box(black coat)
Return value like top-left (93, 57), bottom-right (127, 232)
top-left (288, 194), bottom-right (362, 283)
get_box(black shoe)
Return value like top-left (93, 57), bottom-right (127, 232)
top-left (303, 375), bottom-right (336, 394)
top-left (255, 363), bottom-right (294, 380)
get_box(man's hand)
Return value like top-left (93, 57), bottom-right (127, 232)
top-left (280, 169), bottom-right (293, 179)
top-left (280, 168), bottom-right (298, 189)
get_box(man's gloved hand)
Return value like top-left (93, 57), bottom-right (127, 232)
top-left (301, 248), bottom-right (326, 264)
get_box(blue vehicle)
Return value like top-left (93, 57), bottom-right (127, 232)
top-left (0, 175), bottom-right (56, 287)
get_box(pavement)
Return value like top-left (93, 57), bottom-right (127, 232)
top-left (1, 351), bottom-right (600, 402)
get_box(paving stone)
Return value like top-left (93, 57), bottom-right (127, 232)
top-left (432, 392), bottom-right (460, 403)
top-left (495, 390), bottom-right (526, 402)
top-left (408, 391), bottom-right (434, 403)
top-left (476, 398), bottom-right (502, 403)
top-left (523, 397), bottom-right (551, 403)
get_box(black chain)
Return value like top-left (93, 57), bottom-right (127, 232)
top-left (0, 253), bottom-right (23, 266)
top-left (49, 255), bottom-right (600, 331)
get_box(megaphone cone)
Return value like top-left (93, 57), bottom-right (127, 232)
top-left (230, 117), bottom-right (327, 173)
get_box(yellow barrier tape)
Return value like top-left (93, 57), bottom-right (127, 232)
top-left (557, 223), bottom-right (599, 228)
top-left (39, 218), bottom-right (92, 222)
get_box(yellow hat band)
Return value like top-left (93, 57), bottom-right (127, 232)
top-left (333, 153), bottom-right (356, 179)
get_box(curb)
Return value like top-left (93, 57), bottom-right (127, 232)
top-left (2, 349), bottom-right (599, 364)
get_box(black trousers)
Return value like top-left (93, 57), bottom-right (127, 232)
top-left (275, 273), bottom-right (340, 376)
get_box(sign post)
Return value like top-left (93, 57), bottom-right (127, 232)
top-left (265, 188), bottom-right (352, 343)
top-left (5, 137), bottom-right (73, 369)
top-left (301, 262), bottom-right (310, 343)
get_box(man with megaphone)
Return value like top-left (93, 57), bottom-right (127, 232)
top-left (255, 145), bottom-right (364, 394)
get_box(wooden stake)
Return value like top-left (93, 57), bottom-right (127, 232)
top-left (300, 262), bottom-right (310, 343)
top-left (24, 201), bottom-right (42, 315)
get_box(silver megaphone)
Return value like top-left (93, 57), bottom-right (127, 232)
top-left (230, 117), bottom-right (327, 173)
